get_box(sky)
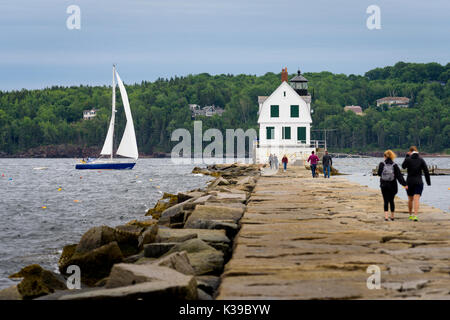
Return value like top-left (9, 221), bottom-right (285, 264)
top-left (0, 0), bottom-right (449, 90)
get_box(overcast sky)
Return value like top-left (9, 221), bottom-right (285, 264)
top-left (0, 0), bottom-right (449, 90)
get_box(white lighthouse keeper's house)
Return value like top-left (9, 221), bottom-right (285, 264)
top-left (254, 67), bottom-right (320, 164)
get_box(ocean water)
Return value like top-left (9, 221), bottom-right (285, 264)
top-left (0, 157), bottom-right (449, 290)
top-left (0, 158), bottom-right (212, 290)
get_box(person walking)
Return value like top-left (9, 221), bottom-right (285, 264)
top-left (268, 154), bottom-right (274, 170)
top-left (282, 155), bottom-right (288, 172)
top-left (377, 150), bottom-right (407, 221)
top-left (402, 146), bottom-right (431, 221)
top-left (274, 155), bottom-right (279, 170)
top-left (322, 150), bottom-right (332, 178)
top-left (307, 151), bottom-right (319, 178)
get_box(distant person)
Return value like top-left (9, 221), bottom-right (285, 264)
top-left (322, 150), bottom-right (332, 178)
top-left (402, 146), bottom-right (431, 221)
top-left (282, 155), bottom-right (288, 172)
top-left (274, 155), bottom-right (279, 170)
top-left (268, 154), bottom-right (274, 169)
top-left (377, 150), bottom-right (407, 221)
top-left (307, 151), bottom-right (319, 178)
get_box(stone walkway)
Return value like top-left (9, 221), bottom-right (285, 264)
top-left (217, 166), bottom-right (450, 299)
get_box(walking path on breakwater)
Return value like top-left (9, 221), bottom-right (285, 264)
top-left (217, 166), bottom-right (450, 299)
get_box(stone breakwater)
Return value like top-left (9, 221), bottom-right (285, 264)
top-left (0, 163), bottom-right (261, 300)
top-left (2, 163), bottom-right (449, 300)
top-left (217, 166), bottom-right (450, 299)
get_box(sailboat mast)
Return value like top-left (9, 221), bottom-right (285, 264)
top-left (111, 65), bottom-right (116, 160)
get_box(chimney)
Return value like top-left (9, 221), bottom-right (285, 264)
top-left (281, 67), bottom-right (288, 82)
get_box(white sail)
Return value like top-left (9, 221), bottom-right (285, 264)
top-left (115, 72), bottom-right (139, 159)
top-left (100, 115), bottom-right (115, 155)
top-left (100, 67), bottom-right (116, 156)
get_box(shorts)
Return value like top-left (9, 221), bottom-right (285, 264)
top-left (406, 183), bottom-right (423, 196)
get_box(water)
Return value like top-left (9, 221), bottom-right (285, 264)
top-left (1, 157), bottom-right (449, 290)
top-left (0, 158), bottom-right (212, 290)
top-left (332, 157), bottom-right (450, 213)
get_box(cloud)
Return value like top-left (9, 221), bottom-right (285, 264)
top-left (0, 0), bottom-right (448, 90)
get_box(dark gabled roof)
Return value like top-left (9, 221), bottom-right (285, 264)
top-left (290, 70), bottom-right (308, 82)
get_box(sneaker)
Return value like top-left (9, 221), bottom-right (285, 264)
top-left (409, 215), bottom-right (418, 221)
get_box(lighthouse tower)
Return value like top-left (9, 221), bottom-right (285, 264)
top-left (254, 67), bottom-right (317, 164)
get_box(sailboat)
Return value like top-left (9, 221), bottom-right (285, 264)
top-left (76, 65), bottom-right (138, 170)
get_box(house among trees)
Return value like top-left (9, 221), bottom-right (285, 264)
top-left (83, 109), bottom-right (97, 120)
top-left (189, 104), bottom-right (224, 118)
top-left (254, 68), bottom-right (318, 164)
top-left (376, 96), bottom-right (410, 108)
top-left (344, 105), bottom-right (363, 115)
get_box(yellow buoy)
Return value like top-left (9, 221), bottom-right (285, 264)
top-left (149, 178), bottom-right (153, 182)
top-left (42, 206), bottom-right (47, 209)
top-left (73, 200), bottom-right (80, 203)
top-left (156, 186), bottom-right (160, 189)
top-left (57, 188), bottom-right (62, 191)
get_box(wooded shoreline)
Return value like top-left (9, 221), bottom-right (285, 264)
top-left (0, 144), bottom-right (449, 159)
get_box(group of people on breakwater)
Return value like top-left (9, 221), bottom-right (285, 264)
top-left (270, 145), bottom-right (431, 222)
top-left (377, 146), bottom-right (431, 222)
top-left (268, 154), bottom-right (290, 173)
top-left (268, 150), bottom-right (334, 177)
top-left (306, 150), bottom-right (333, 178)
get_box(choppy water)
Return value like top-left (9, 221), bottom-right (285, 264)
top-left (0, 157), bottom-right (449, 290)
top-left (332, 157), bottom-right (450, 213)
top-left (0, 158), bottom-right (212, 290)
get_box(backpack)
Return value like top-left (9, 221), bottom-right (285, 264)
top-left (381, 162), bottom-right (395, 181)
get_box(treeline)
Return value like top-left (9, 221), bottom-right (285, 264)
top-left (0, 62), bottom-right (449, 155)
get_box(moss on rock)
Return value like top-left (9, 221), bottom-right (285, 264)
top-left (9, 264), bottom-right (66, 299)
top-left (145, 193), bottom-right (179, 219)
top-left (64, 241), bottom-right (124, 286)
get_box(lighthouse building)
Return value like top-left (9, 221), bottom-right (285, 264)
top-left (254, 68), bottom-right (319, 164)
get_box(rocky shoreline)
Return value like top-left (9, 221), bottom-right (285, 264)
top-left (0, 163), bottom-right (261, 300)
top-left (1, 145), bottom-right (448, 159)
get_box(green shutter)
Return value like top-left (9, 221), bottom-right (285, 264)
top-left (282, 127), bottom-right (291, 139)
top-left (297, 127), bottom-right (306, 141)
top-left (266, 127), bottom-right (274, 139)
top-left (270, 105), bottom-right (279, 117)
top-left (290, 105), bottom-right (299, 118)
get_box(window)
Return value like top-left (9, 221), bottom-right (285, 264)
top-left (270, 105), bottom-right (279, 118)
top-left (283, 91), bottom-right (286, 97)
top-left (282, 127), bottom-right (291, 139)
top-left (290, 105), bottom-right (299, 118)
top-left (266, 127), bottom-right (275, 140)
top-left (297, 127), bottom-right (306, 141)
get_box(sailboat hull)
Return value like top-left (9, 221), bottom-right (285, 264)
top-left (75, 162), bottom-right (136, 170)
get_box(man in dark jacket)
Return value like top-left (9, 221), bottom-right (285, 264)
top-left (322, 150), bottom-right (332, 178)
top-left (402, 146), bottom-right (431, 221)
